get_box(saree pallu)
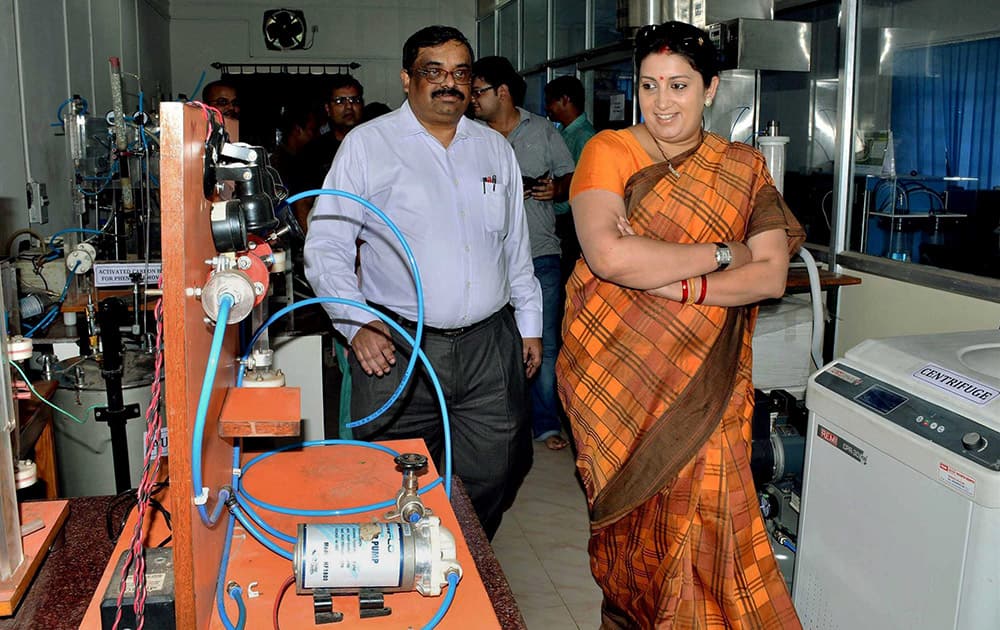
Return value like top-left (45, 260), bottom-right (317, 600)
top-left (556, 132), bottom-right (803, 629)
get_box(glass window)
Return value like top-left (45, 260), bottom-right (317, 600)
top-left (551, 64), bottom-right (576, 78)
top-left (477, 0), bottom-right (496, 18)
top-left (584, 57), bottom-right (633, 131)
top-left (523, 71), bottom-right (547, 116)
top-left (478, 15), bottom-right (495, 58)
top-left (553, 0), bottom-right (586, 58)
top-left (523, 0), bottom-right (548, 69)
top-left (763, 2), bottom-right (843, 248)
top-left (593, 0), bottom-right (624, 48)
top-left (846, 0), bottom-right (1000, 279)
top-left (498, 2), bottom-right (519, 65)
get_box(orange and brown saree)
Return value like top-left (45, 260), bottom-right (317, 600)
top-left (556, 130), bottom-right (804, 629)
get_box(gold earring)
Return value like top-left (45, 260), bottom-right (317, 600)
top-left (705, 97), bottom-right (713, 107)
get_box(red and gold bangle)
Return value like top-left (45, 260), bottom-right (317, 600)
top-left (695, 274), bottom-right (708, 305)
top-left (680, 278), bottom-right (689, 303)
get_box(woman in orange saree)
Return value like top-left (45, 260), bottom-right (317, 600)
top-left (556, 21), bottom-right (806, 629)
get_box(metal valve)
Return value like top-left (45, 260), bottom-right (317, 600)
top-left (384, 453), bottom-right (430, 524)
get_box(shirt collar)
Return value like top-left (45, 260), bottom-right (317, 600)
top-left (563, 114), bottom-right (590, 134)
top-left (514, 107), bottom-right (531, 129)
top-left (398, 99), bottom-right (477, 142)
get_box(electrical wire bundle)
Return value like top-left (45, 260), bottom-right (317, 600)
top-left (110, 286), bottom-right (166, 630)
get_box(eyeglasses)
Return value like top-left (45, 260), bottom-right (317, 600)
top-left (409, 66), bottom-right (472, 85)
top-left (208, 98), bottom-right (239, 108)
top-left (331, 96), bottom-right (363, 106)
top-left (471, 85), bottom-right (497, 98)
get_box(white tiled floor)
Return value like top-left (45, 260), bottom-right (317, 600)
top-left (491, 442), bottom-right (603, 629)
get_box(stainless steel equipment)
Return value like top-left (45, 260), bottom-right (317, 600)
top-left (52, 351), bottom-right (159, 497)
top-left (619, 0), bottom-right (774, 32)
top-left (709, 19), bottom-right (811, 72)
top-left (703, 20), bottom-right (812, 144)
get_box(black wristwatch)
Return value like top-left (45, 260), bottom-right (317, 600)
top-left (714, 242), bottom-right (733, 271)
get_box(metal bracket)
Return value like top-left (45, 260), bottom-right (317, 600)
top-left (93, 403), bottom-right (141, 424)
top-left (358, 588), bottom-right (392, 619)
top-left (312, 589), bottom-right (343, 625)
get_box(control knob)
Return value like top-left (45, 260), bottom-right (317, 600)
top-left (962, 432), bottom-right (987, 451)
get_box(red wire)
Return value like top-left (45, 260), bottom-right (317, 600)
top-left (111, 293), bottom-right (166, 630)
top-left (185, 100), bottom-right (224, 141)
top-left (273, 575), bottom-right (296, 630)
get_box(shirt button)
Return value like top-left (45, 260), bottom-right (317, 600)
top-left (465, 245), bottom-right (470, 252)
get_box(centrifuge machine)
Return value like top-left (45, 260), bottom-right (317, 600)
top-left (794, 329), bottom-right (1000, 630)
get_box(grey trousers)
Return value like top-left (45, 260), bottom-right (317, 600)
top-left (350, 307), bottom-right (533, 539)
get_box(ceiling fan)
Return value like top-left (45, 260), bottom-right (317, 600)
top-left (262, 9), bottom-right (307, 51)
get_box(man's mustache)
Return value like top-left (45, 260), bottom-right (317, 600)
top-left (431, 88), bottom-right (465, 100)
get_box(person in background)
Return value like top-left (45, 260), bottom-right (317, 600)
top-left (544, 75), bottom-right (597, 285)
top-left (362, 101), bottom-right (392, 122)
top-left (270, 101), bottom-right (320, 231)
top-left (202, 80), bottom-right (240, 120)
top-left (310, 74), bottom-right (365, 160)
top-left (471, 55), bottom-right (575, 452)
top-left (304, 25), bottom-right (542, 539)
top-left (305, 75), bottom-right (365, 185)
top-left (556, 21), bottom-right (805, 628)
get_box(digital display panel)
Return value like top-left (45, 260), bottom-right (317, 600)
top-left (855, 386), bottom-right (908, 415)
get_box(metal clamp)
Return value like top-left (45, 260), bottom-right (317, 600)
top-left (312, 589), bottom-right (344, 625)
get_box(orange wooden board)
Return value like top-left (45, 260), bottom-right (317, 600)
top-left (218, 386), bottom-right (302, 437)
top-left (215, 438), bottom-right (499, 630)
top-left (159, 101), bottom-right (240, 628)
top-left (0, 500), bottom-right (69, 616)
top-left (785, 267), bottom-right (862, 292)
top-left (79, 439), bottom-right (499, 629)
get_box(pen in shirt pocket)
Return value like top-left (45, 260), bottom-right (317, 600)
top-left (481, 174), bottom-right (497, 193)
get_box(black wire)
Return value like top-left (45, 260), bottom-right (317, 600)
top-left (105, 481), bottom-right (172, 541)
top-left (32, 265), bottom-right (51, 292)
top-left (105, 490), bottom-right (138, 541)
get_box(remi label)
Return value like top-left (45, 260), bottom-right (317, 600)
top-left (817, 424), bottom-right (868, 465)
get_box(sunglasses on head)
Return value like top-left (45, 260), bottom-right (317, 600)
top-left (635, 22), bottom-right (707, 53)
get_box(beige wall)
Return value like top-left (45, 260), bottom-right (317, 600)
top-left (169, 0), bottom-right (477, 108)
top-left (834, 270), bottom-right (1000, 356)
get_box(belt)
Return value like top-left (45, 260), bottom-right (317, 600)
top-left (369, 303), bottom-right (500, 338)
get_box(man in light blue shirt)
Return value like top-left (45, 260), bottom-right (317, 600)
top-left (304, 26), bottom-right (542, 539)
